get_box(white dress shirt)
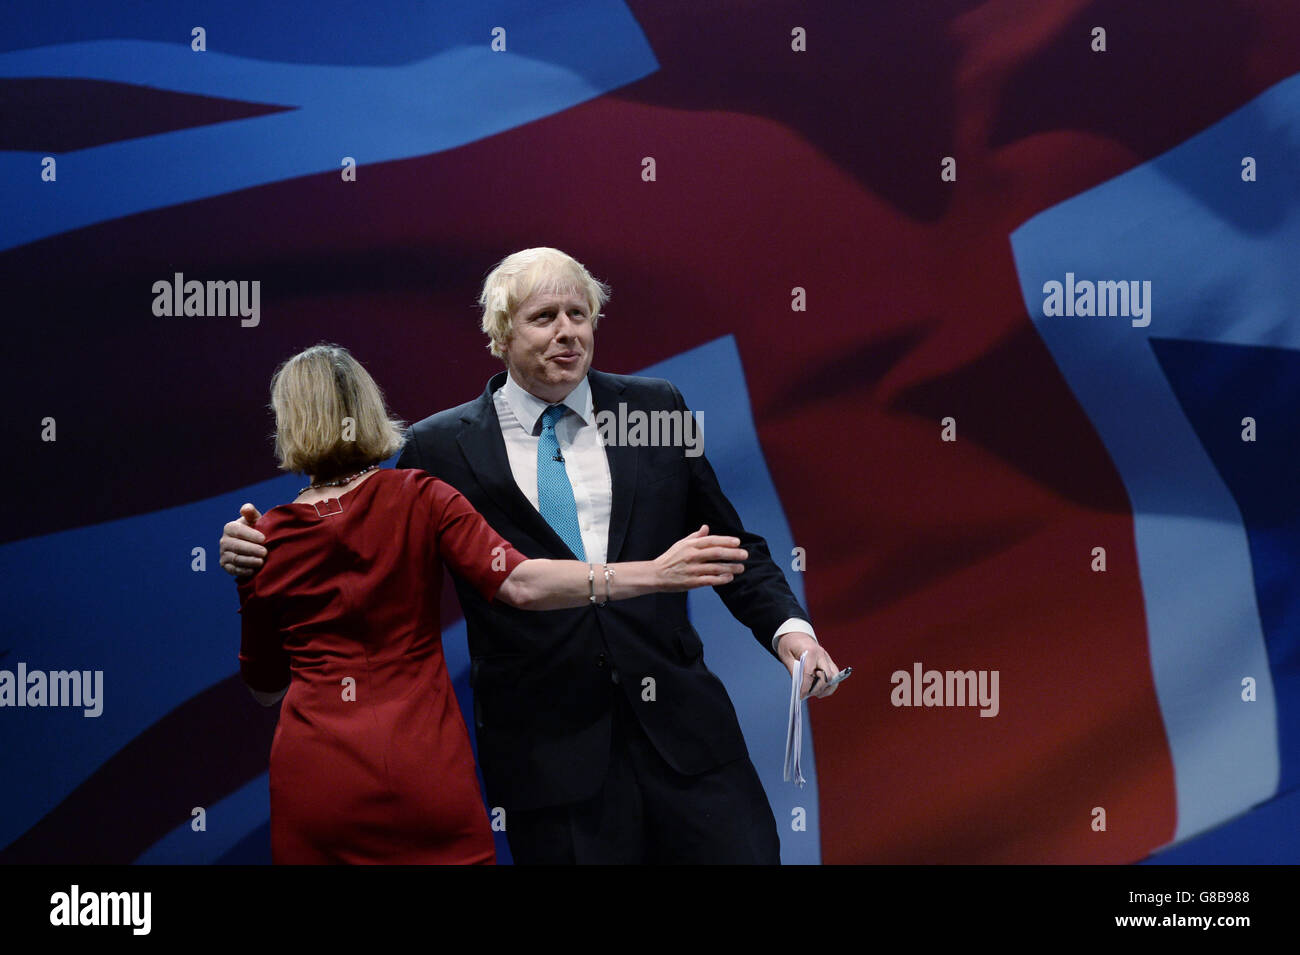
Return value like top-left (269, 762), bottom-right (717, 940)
top-left (493, 370), bottom-right (815, 654)
top-left (495, 370), bottom-right (612, 564)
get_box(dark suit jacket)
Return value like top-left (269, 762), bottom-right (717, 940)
top-left (396, 368), bottom-right (808, 811)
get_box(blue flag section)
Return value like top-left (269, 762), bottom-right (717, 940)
top-left (1011, 72), bottom-right (1300, 854)
top-left (0, 0), bottom-right (656, 250)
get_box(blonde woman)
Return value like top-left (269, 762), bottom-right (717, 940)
top-left (237, 343), bottom-right (747, 864)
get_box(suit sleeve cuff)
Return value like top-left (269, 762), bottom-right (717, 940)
top-left (771, 618), bottom-right (816, 654)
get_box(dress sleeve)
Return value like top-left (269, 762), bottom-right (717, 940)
top-left (237, 577), bottom-right (290, 693)
top-left (425, 477), bottom-right (529, 602)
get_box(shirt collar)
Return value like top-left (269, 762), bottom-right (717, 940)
top-left (503, 370), bottom-right (593, 433)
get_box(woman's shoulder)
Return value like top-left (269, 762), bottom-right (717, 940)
top-left (257, 468), bottom-right (460, 524)
top-left (388, 468), bottom-right (458, 497)
top-left (264, 466), bottom-right (393, 518)
top-left (385, 469), bottom-right (474, 524)
top-left (252, 504), bottom-right (299, 530)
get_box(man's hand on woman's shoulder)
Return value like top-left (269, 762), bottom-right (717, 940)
top-left (219, 503), bottom-right (267, 577)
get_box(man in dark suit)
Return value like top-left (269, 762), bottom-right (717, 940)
top-left (221, 248), bottom-right (841, 863)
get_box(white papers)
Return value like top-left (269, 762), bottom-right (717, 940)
top-left (783, 649), bottom-right (809, 788)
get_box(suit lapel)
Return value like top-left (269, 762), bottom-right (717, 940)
top-left (589, 370), bottom-right (638, 563)
top-left (456, 372), bottom-right (574, 558)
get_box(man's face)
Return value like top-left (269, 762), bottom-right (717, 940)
top-left (502, 285), bottom-right (595, 403)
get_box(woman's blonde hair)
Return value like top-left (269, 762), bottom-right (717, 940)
top-left (269, 343), bottom-right (406, 477)
top-left (478, 247), bottom-right (610, 359)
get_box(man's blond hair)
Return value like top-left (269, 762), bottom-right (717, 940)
top-left (478, 248), bottom-right (610, 359)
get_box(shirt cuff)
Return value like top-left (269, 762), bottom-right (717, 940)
top-left (771, 618), bottom-right (816, 654)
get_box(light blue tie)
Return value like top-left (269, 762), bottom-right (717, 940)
top-left (537, 404), bottom-right (586, 560)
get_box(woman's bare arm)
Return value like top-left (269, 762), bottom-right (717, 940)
top-left (495, 525), bottom-right (746, 611)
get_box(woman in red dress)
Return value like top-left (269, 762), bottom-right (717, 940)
top-left (236, 344), bottom-right (747, 864)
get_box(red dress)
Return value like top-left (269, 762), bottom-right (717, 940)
top-left (236, 468), bottom-right (527, 864)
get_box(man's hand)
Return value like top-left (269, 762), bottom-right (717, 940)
top-left (777, 631), bottom-right (842, 700)
top-left (219, 503), bottom-right (266, 578)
